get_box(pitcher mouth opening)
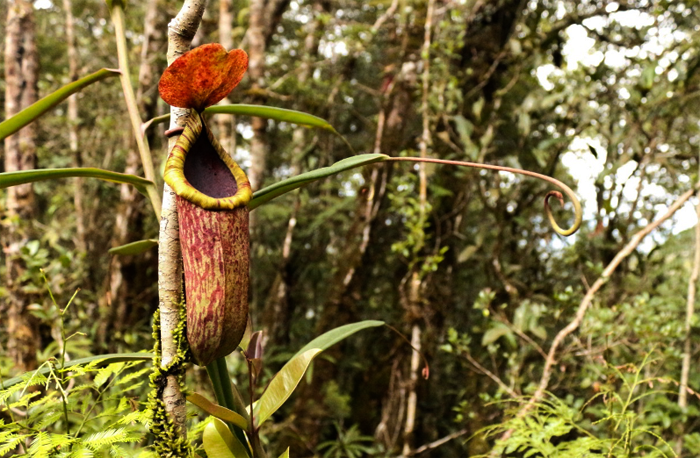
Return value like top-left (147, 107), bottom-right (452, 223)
top-left (183, 124), bottom-right (238, 199)
top-left (164, 111), bottom-right (251, 210)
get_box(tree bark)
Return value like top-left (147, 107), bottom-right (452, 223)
top-left (261, 0), bottom-right (326, 348)
top-left (4, 0), bottom-right (40, 373)
top-left (216, 0), bottom-right (235, 155)
top-left (400, 2), bottom-right (434, 454)
top-left (61, 0), bottom-right (86, 253)
top-left (159, 0), bottom-right (207, 436)
top-left (245, 0), bottom-right (267, 195)
top-left (105, 0), bottom-right (169, 339)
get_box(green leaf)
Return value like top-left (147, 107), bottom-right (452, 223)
top-left (0, 167), bottom-right (155, 197)
top-left (249, 154), bottom-right (388, 210)
top-left (481, 323), bottom-right (515, 347)
top-left (0, 68), bottom-right (120, 141)
top-left (205, 104), bottom-right (336, 132)
top-left (108, 239), bottom-right (158, 256)
top-left (188, 392), bottom-right (248, 430)
top-left (255, 320), bottom-right (384, 426)
top-left (255, 348), bottom-right (322, 427)
top-left (203, 418), bottom-right (249, 458)
top-left (145, 104), bottom-right (338, 133)
top-left (278, 448), bottom-right (290, 458)
top-left (1, 353), bottom-right (153, 389)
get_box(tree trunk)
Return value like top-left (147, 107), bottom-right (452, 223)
top-left (216, 0), bottom-right (235, 154)
top-left (104, 0), bottom-right (169, 341)
top-left (261, 0), bottom-right (326, 348)
top-left (245, 0), bottom-right (267, 194)
top-left (4, 0), bottom-right (40, 373)
top-left (61, 0), bottom-right (86, 253)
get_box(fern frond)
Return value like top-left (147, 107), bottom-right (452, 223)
top-left (93, 363), bottom-right (125, 388)
top-left (83, 427), bottom-right (140, 450)
top-left (114, 367), bottom-right (150, 388)
top-left (0, 434), bottom-right (30, 455)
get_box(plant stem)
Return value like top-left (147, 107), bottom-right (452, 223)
top-left (207, 358), bottom-right (253, 456)
top-left (110, 3), bottom-right (161, 218)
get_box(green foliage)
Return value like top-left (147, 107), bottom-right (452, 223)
top-left (477, 352), bottom-right (681, 458)
top-left (316, 424), bottom-right (380, 458)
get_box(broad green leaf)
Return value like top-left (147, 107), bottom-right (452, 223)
top-left (0, 167), bottom-right (154, 197)
top-left (0, 68), bottom-right (120, 141)
top-left (1, 353), bottom-right (153, 389)
top-left (109, 239), bottom-right (158, 256)
top-left (203, 418), bottom-right (249, 458)
top-left (255, 348), bottom-right (322, 427)
top-left (249, 154), bottom-right (388, 210)
top-left (293, 320), bottom-right (385, 359)
top-left (205, 104), bottom-right (336, 132)
top-left (278, 448), bottom-right (290, 458)
top-left (188, 392), bottom-right (248, 430)
top-left (255, 320), bottom-right (384, 426)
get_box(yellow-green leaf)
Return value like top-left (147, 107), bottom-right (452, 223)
top-left (255, 320), bottom-right (384, 426)
top-left (255, 348), bottom-right (322, 427)
top-left (278, 448), bottom-right (290, 458)
top-left (188, 392), bottom-right (248, 430)
top-left (203, 418), bottom-right (249, 458)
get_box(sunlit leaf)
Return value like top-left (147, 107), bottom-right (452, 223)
top-left (278, 448), bottom-right (290, 458)
top-left (2, 353), bottom-right (153, 388)
top-left (0, 167), bottom-right (154, 197)
top-left (248, 154), bottom-right (388, 210)
top-left (0, 68), bottom-right (120, 141)
top-left (255, 320), bottom-right (384, 426)
top-left (203, 418), bottom-right (249, 458)
top-left (188, 392), bottom-right (248, 430)
top-left (108, 239), bottom-right (158, 256)
top-left (159, 44), bottom-right (248, 111)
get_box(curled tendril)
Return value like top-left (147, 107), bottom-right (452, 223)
top-left (387, 157), bottom-right (583, 237)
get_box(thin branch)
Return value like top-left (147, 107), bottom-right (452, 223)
top-left (464, 352), bottom-right (517, 398)
top-left (409, 428), bottom-right (470, 456)
top-left (680, 195), bottom-right (700, 407)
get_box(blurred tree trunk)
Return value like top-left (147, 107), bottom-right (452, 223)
top-left (289, 50), bottom-right (419, 453)
top-left (4, 0), bottom-right (39, 372)
top-left (245, 0), bottom-right (268, 195)
top-left (261, 0), bottom-right (327, 348)
top-left (216, 0), bottom-right (235, 154)
top-left (103, 0), bottom-right (168, 342)
top-left (244, 0), bottom-right (290, 192)
top-left (61, 0), bottom-right (86, 253)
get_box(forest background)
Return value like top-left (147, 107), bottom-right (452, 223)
top-left (2, 0), bottom-right (700, 456)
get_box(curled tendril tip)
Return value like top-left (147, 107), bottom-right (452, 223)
top-left (387, 157), bottom-right (583, 237)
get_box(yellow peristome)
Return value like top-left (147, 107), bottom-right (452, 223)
top-left (164, 110), bottom-right (252, 210)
